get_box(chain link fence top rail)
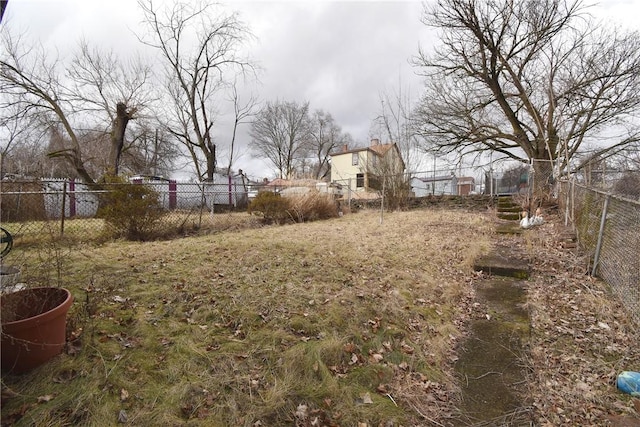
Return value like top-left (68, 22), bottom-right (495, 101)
top-left (559, 180), bottom-right (640, 326)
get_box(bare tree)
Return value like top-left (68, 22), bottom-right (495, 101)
top-left (0, 100), bottom-right (37, 177)
top-left (373, 81), bottom-right (424, 173)
top-left (138, 0), bottom-right (254, 181)
top-left (0, 31), bottom-right (155, 182)
top-left (413, 0), bottom-right (640, 185)
top-left (225, 81), bottom-right (258, 174)
top-left (128, 126), bottom-right (179, 178)
top-left (67, 40), bottom-right (155, 176)
top-left (307, 110), bottom-right (352, 180)
top-left (365, 143), bottom-right (409, 211)
top-left (250, 100), bottom-right (311, 179)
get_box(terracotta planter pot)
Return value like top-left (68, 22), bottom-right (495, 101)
top-left (1, 287), bottom-right (73, 373)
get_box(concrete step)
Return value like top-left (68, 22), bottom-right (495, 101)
top-left (495, 223), bottom-right (523, 235)
top-left (497, 212), bottom-right (521, 221)
top-left (497, 206), bottom-right (522, 213)
top-left (473, 246), bottom-right (530, 279)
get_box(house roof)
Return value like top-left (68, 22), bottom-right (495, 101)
top-left (370, 144), bottom-right (394, 156)
top-left (329, 143), bottom-right (395, 157)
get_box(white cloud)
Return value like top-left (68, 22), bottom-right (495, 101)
top-left (3, 0), bottom-right (638, 180)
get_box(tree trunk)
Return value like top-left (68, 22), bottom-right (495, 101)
top-left (531, 158), bottom-right (555, 198)
top-left (109, 102), bottom-right (132, 176)
top-left (205, 139), bottom-right (216, 181)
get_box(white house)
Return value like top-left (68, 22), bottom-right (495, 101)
top-left (329, 139), bottom-right (405, 199)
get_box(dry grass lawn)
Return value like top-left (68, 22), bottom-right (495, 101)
top-left (1, 209), bottom-right (492, 426)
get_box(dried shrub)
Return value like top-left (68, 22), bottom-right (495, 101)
top-left (0, 181), bottom-right (47, 222)
top-left (287, 192), bottom-right (339, 222)
top-left (248, 191), bottom-right (339, 224)
top-left (247, 191), bottom-right (291, 224)
top-left (97, 176), bottom-right (163, 240)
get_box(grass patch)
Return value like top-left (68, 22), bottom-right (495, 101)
top-left (1, 209), bottom-right (492, 426)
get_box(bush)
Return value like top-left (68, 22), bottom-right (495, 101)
top-left (248, 191), bottom-right (291, 224)
top-left (248, 191), bottom-right (339, 224)
top-left (98, 177), bottom-right (164, 240)
top-left (287, 192), bottom-right (339, 222)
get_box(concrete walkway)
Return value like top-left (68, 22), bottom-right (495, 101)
top-left (452, 208), bottom-right (533, 425)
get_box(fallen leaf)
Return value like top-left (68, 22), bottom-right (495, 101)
top-left (118, 409), bottom-right (128, 423)
top-left (376, 384), bottom-right (389, 394)
top-left (37, 394), bottom-right (54, 403)
top-left (350, 353), bottom-right (359, 364)
top-left (370, 353), bottom-right (384, 363)
top-left (295, 404), bottom-right (308, 420)
top-left (120, 388), bottom-right (129, 402)
top-left (597, 321), bottom-right (610, 330)
top-left (361, 392), bottom-right (373, 404)
top-left (343, 342), bottom-right (357, 353)
top-left (401, 343), bottom-right (414, 354)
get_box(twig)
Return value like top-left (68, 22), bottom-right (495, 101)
top-left (386, 393), bottom-right (397, 406)
top-left (470, 371), bottom-right (502, 380)
top-left (409, 403), bottom-right (446, 427)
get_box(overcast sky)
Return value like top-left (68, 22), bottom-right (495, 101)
top-left (2, 0), bottom-right (639, 180)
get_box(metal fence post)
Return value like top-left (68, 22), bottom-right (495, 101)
top-left (199, 183), bottom-right (205, 229)
top-left (60, 181), bottom-right (67, 236)
top-left (379, 176), bottom-right (385, 224)
top-left (591, 194), bottom-right (610, 277)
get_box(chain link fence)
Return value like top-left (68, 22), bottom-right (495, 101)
top-left (0, 178), bottom-right (251, 243)
top-left (559, 179), bottom-right (640, 326)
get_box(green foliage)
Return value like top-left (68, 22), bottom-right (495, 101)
top-left (98, 176), bottom-right (163, 240)
top-left (247, 191), bottom-right (291, 224)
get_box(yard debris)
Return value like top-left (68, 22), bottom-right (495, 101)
top-left (506, 215), bottom-right (640, 424)
top-left (295, 403), bottom-right (308, 420)
top-left (36, 395), bottom-right (54, 403)
top-left (356, 392), bottom-right (374, 405)
top-left (617, 372), bottom-right (640, 397)
top-left (117, 409), bottom-right (128, 423)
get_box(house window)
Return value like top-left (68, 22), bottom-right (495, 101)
top-left (356, 173), bottom-right (364, 188)
top-left (352, 153), bottom-right (359, 166)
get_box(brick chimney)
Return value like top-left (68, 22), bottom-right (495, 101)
top-left (342, 144), bottom-right (348, 152)
top-left (370, 138), bottom-right (380, 146)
